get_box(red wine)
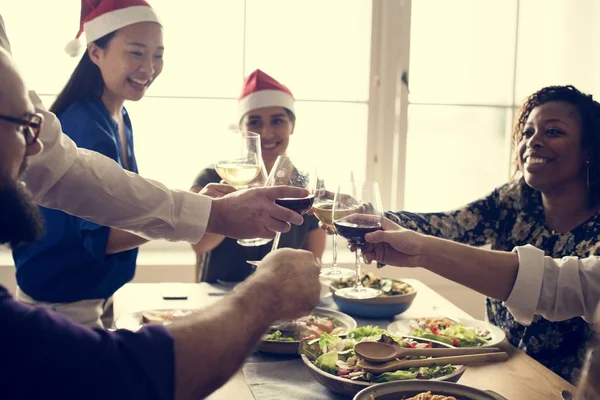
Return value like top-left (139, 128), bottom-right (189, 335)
top-left (334, 216), bottom-right (382, 244)
top-left (275, 195), bottom-right (315, 215)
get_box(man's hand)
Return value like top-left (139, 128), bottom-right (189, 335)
top-left (167, 247), bottom-right (320, 400)
top-left (206, 185), bottom-right (308, 239)
top-left (250, 248), bottom-right (321, 320)
top-left (355, 217), bottom-right (425, 268)
top-left (193, 183), bottom-right (236, 198)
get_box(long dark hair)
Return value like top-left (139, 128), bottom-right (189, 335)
top-left (50, 32), bottom-right (116, 116)
top-left (512, 85), bottom-right (600, 206)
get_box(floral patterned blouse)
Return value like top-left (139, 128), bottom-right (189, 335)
top-left (387, 178), bottom-right (599, 383)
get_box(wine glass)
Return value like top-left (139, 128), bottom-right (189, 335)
top-left (266, 155), bottom-right (316, 251)
top-left (247, 156), bottom-right (315, 267)
top-left (332, 180), bottom-right (383, 299)
top-left (237, 159), bottom-right (273, 247)
top-left (214, 130), bottom-right (261, 188)
top-left (312, 174), bottom-right (355, 279)
top-left (575, 346), bottom-right (600, 399)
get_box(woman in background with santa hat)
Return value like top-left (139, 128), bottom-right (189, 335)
top-left (191, 70), bottom-right (327, 283)
top-left (12, 0), bottom-right (163, 328)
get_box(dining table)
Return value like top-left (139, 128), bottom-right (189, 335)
top-left (113, 278), bottom-right (577, 400)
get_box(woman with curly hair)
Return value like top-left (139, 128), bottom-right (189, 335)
top-left (371, 85), bottom-right (600, 382)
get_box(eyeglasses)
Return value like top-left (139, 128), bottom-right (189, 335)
top-left (0, 112), bottom-right (43, 145)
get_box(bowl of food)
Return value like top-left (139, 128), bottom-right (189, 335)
top-left (330, 273), bottom-right (417, 318)
top-left (257, 307), bottom-right (357, 355)
top-left (353, 380), bottom-right (508, 400)
top-left (299, 325), bottom-right (466, 397)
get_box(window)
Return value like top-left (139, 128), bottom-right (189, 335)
top-left (408, 0), bottom-right (518, 106)
top-left (399, 0), bottom-right (599, 213)
top-left (514, 0), bottom-right (600, 102)
top-left (404, 105), bottom-right (512, 211)
top-left (5, 0), bottom-right (372, 192)
top-left (2, 0), bottom-right (373, 255)
top-left (401, 0), bottom-right (518, 212)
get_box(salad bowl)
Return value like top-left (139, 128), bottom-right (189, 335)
top-left (299, 326), bottom-right (466, 397)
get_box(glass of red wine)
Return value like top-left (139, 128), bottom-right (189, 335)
top-left (267, 156), bottom-right (315, 251)
top-left (246, 156), bottom-right (314, 266)
top-left (332, 180), bottom-right (383, 299)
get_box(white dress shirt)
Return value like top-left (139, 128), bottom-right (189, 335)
top-left (505, 244), bottom-right (600, 325)
top-left (1, 15), bottom-right (211, 243)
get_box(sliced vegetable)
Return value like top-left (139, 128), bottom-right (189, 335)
top-left (372, 370), bottom-right (418, 382)
top-left (315, 350), bottom-right (338, 374)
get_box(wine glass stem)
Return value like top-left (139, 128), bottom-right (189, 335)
top-left (354, 245), bottom-right (363, 290)
top-left (332, 233), bottom-right (338, 269)
top-left (271, 232), bottom-right (282, 252)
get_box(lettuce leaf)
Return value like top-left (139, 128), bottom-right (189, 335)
top-left (319, 332), bottom-right (343, 351)
top-left (441, 325), bottom-right (488, 346)
top-left (349, 326), bottom-right (404, 345)
top-left (349, 326), bottom-right (386, 340)
top-left (264, 330), bottom-right (295, 342)
top-left (417, 364), bottom-right (457, 379)
top-left (372, 370), bottom-right (418, 382)
top-left (411, 329), bottom-right (454, 346)
top-left (315, 350), bottom-right (338, 374)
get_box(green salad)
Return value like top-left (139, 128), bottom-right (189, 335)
top-left (409, 317), bottom-right (491, 347)
top-left (300, 326), bottom-right (457, 383)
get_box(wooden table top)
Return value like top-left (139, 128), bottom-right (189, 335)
top-left (113, 280), bottom-right (577, 400)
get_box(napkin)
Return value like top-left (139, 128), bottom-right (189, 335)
top-left (243, 355), bottom-right (350, 400)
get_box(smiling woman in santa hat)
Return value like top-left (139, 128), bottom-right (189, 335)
top-left (190, 69), bottom-right (327, 283)
top-left (12, 0), bottom-right (163, 328)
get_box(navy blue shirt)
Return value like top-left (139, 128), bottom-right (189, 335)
top-left (13, 99), bottom-right (139, 302)
top-left (0, 284), bottom-right (174, 399)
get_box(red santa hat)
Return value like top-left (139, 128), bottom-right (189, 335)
top-left (238, 69), bottom-right (295, 120)
top-left (65, 0), bottom-right (160, 57)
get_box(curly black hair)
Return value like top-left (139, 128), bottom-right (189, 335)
top-left (512, 85), bottom-right (600, 206)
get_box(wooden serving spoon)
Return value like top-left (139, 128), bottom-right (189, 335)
top-left (358, 352), bottom-right (509, 373)
top-left (354, 341), bottom-right (502, 363)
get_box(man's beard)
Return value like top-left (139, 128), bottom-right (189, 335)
top-left (0, 162), bottom-right (44, 247)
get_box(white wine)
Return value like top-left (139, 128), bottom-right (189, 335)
top-left (313, 201), bottom-right (358, 229)
top-left (312, 201), bottom-right (335, 227)
top-left (216, 163), bottom-right (261, 187)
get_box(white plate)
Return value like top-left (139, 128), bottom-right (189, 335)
top-left (114, 308), bottom-right (199, 332)
top-left (387, 317), bottom-right (506, 347)
top-left (258, 307), bottom-right (357, 354)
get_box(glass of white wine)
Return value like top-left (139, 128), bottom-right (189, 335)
top-left (312, 173), bottom-right (355, 279)
top-left (237, 159), bottom-right (273, 247)
top-left (215, 130), bottom-right (261, 189)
